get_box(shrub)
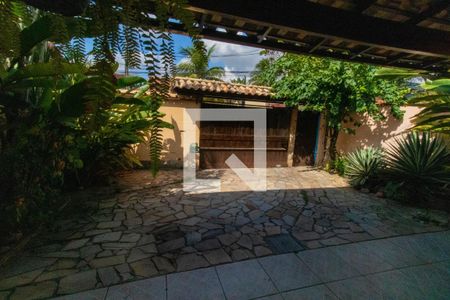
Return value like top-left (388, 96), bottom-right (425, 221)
top-left (385, 131), bottom-right (450, 202)
top-left (333, 156), bottom-right (347, 176)
top-left (345, 147), bottom-right (383, 187)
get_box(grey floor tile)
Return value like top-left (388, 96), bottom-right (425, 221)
top-left (330, 243), bottom-right (395, 275)
top-left (282, 284), bottom-right (338, 300)
top-left (258, 253), bottom-right (321, 291)
top-left (365, 269), bottom-right (425, 300)
top-left (297, 247), bottom-right (360, 282)
top-left (106, 276), bottom-right (166, 300)
top-left (326, 276), bottom-right (383, 300)
top-left (359, 238), bottom-right (424, 268)
top-left (52, 288), bottom-right (108, 300)
top-left (167, 267), bottom-right (225, 300)
top-left (389, 234), bottom-right (450, 263)
top-left (216, 260), bottom-right (277, 300)
top-left (254, 294), bottom-right (283, 300)
top-left (399, 264), bottom-right (450, 300)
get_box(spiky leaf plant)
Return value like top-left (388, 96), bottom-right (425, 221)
top-left (385, 131), bottom-right (450, 201)
top-left (345, 147), bottom-right (383, 187)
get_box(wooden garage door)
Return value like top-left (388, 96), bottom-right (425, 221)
top-left (199, 104), bottom-right (290, 169)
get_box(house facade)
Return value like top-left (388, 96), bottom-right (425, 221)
top-left (131, 77), bottom-right (418, 169)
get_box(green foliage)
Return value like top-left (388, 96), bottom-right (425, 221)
top-left (251, 54), bottom-right (409, 163)
top-left (345, 147), bottom-right (383, 187)
top-left (384, 132), bottom-right (450, 202)
top-left (333, 156), bottom-right (347, 176)
top-left (176, 40), bottom-right (225, 80)
top-left (410, 79), bottom-right (450, 134)
top-left (0, 0), bottom-right (194, 237)
top-left (231, 76), bottom-right (248, 84)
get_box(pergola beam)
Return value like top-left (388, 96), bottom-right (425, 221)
top-left (186, 0), bottom-right (450, 58)
top-left (406, 0), bottom-right (450, 24)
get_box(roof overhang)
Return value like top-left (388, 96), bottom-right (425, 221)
top-left (149, 0), bottom-right (450, 74)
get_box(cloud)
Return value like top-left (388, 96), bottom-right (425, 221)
top-left (203, 39), bottom-right (264, 81)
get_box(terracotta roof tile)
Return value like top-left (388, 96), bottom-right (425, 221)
top-left (119, 77), bottom-right (274, 100)
top-left (172, 77), bottom-right (272, 98)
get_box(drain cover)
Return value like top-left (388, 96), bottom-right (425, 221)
top-left (265, 234), bottom-right (303, 254)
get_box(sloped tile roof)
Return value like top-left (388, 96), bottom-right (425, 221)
top-left (173, 77), bottom-right (273, 98)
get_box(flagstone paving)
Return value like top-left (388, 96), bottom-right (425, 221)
top-left (0, 167), bottom-right (448, 299)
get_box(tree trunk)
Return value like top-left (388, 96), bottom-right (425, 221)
top-left (329, 128), bottom-right (339, 162)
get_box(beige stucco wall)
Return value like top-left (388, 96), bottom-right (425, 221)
top-left (134, 98), bottom-right (200, 167)
top-left (335, 105), bottom-right (421, 154)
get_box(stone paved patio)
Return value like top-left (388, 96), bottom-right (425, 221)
top-left (0, 167), bottom-right (448, 299)
top-left (52, 230), bottom-right (450, 299)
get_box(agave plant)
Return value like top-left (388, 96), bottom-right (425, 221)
top-left (409, 79), bottom-right (450, 135)
top-left (345, 147), bottom-right (383, 187)
top-left (385, 131), bottom-right (450, 201)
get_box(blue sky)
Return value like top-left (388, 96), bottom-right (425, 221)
top-left (85, 33), bottom-right (264, 81)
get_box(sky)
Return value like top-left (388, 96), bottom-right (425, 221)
top-left (94, 33), bottom-right (266, 82)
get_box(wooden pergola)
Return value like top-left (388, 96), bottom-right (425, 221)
top-left (26, 0), bottom-right (450, 73)
top-left (163, 0), bottom-right (450, 74)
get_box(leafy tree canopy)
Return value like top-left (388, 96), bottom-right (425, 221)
top-left (251, 54), bottom-right (409, 162)
top-left (176, 40), bottom-right (225, 80)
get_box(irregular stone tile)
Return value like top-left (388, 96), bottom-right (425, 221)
top-left (89, 255), bottom-right (125, 268)
top-left (152, 256), bottom-right (175, 273)
top-left (137, 234), bottom-right (156, 246)
top-left (52, 287), bottom-right (107, 300)
top-left (231, 249), bottom-right (254, 261)
top-left (58, 270), bottom-right (97, 295)
top-left (85, 229), bottom-right (111, 237)
top-left (102, 242), bottom-right (135, 249)
top-left (130, 259), bottom-right (158, 277)
top-left (36, 269), bottom-right (78, 282)
top-left (115, 263), bottom-right (131, 274)
top-left (337, 232), bottom-right (372, 242)
top-left (48, 259), bottom-right (78, 271)
top-left (98, 267), bottom-right (120, 286)
top-left (92, 232), bottom-right (122, 243)
top-left (254, 246), bottom-right (272, 257)
top-left (41, 251), bottom-right (79, 258)
top-left (120, 233), bottom-right (141, 243)
top-left (237, 235), bottom-right (253, 250)
top-left (124, 218), bottom-right (142, 227)
top-left (98, 250), bottom-right (113, 258)
top-left (319, 237), bottom-right (348, 246)
top-left (291, 231), bottom-right (321, 241)
top-left (182, 217), bottom-right (203, 226)
top-left (194, 239), bottom-right (221, 251)
top-left (265, 234), bottom-right (303, 254)
top-left (185, 232), bottom-right (202, 246)
top-left (0, 269), bottom-right (44, 290)
top-left (127, 248), bottom-right (152, 263)
top-left (139, 243), bottom-right (157, 254)
top-left (218, 233), bottom-right (238, 246)
top-left (63, 238), bottom-right (89, 251)
top-left (176, 253), bottom-right (209, 272)
top-left (157, 238), bottom-right (185, 253)
top-left (204, 248), bottom-right (232, 265)
top-left (97, 221), bottom-right (121, 229)
top-left (10, 280), bottom-right (57, 300)
top-left (265, 225), bottom-right (281, 236)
